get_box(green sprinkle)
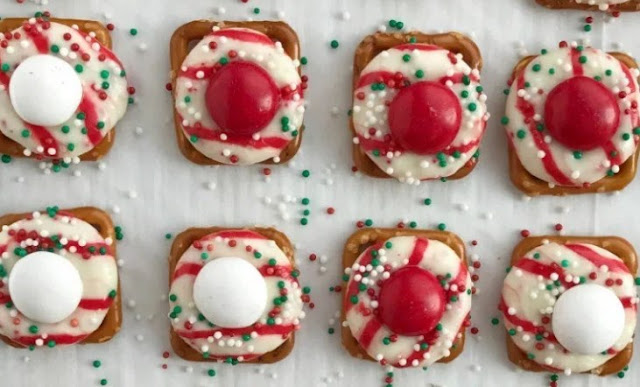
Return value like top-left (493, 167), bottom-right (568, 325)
top-left (330, 40), bottom-right (339, 49)
top-left (491, 318), bottom-right (500, 325)
top-left (93, 360), bottom-right (101, 368)
top-left (100, 379), bottom-right (108, 386)
top-left (501, 116), bottom-right (509, 125)
top-left (1, 154), bottom-right (11, 164)
top-left (423, 198), bottom-right (432, 206)
top-left (129, 28), bottom-right (138, 36)
top-left (437, 223), bottom-right (446, 231)
top-left (252, 7), bottom-right (260, 14)
top-left (300, 57), bottom-right (308, 65)
top-left (50, 45), bottom-right (59, 53)
top-left (402, 54), bottom-right (411, 62)
top-left (415, 69), bottom-right (424, 79)
top-left (302, 170), bottom-right (310, 178)
top-left (207, 369), bottom-right (216, 377)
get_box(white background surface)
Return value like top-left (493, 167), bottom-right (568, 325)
top-left (0, 0), bottom-right (639, 386)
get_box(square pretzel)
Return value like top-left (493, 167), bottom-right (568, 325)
top-left (169, 20), bottom-right (303, 166)
top-left (508, 52), bottom-right (640, 196)
top-left (0, 18), bottom-right (116, 161)
top-left (0, 206), bottom-right (122, 347)
top-left (350, 31), bottom-right (483, 180)
top-left (341, 227), bottom-right (468, 363)
top-left (507, 235), bottom-right (636, 375)
top-left (536, 0), bottom-right (640, 11)
top-left (168, 226), bottom-right (296, 363)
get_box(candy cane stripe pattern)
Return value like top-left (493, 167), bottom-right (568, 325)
top-left (501, 240), bottom-right (638, 374)
top-left (169, 230), bottom-right (304, 362)
top-left (0, 18), bottom-right (129, 160)
top-left (344, 235), bottom-right (472, 367)
top-left (0, 208), bottom-right (118, 348)
top-left (174, 26), bottom-right (305, 165)
top-left (504, 44), bottom-right (640, 188)
top-left (351, 43), bottom-right (489, 184)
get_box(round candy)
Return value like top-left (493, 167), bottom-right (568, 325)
top-left (388, 81), bottom-right (462, 155)
top-left (552, 283), bottom-right (625, 355)
top-left (192, 256), bottom-right (267, 328)
top-left (377, 266), bottom-right (446, 336)
top-left (205, 61), bottom-right (280, 136)
top-left (9, 54), bottom-right (83, 127)
top-left (544, 76), bottom-right (620, 151)
top-left (8, 251), bottom-right (83, 324)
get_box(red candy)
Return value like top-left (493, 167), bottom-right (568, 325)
top-left (544, 76), bottom-right (620, 151)
top-left (377, 266), bottom-right (446, 336)
top-left (205, 61), bottom-right (280, 136)
top-left (388, 81), bottom-right (461, 154)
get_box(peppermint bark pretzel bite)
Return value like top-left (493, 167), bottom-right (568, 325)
top-left (341, 228), bottom-right (471, 368)
top-left (168, 227), bottom-right (306, 363)
top-left (536, 0), bottom-right (640, 12)
top-left (170, 21), bottom-right (306, 166)
top-left (0, 17), bottom-right (129, 162)
top-left (501, 236), bottom-right (637, 375)
top-left (350, 32), bottom-right (489, 184)
top-left (504, 42), bottom-right (640, 196)
top-left (0, 207), bottom-right (121, 349)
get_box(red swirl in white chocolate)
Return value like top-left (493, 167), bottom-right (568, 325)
top-left (0, 211), bottom-right (118, 347)
top-left (504, 45), bottom-right (640, 187)
top-left (344, 236), bottom-right (471, 367)
top-left (500, 241), bottom-right (637, 373)
top-left (169, 230), bottom-right (304, 362)
top-left (352, 44), bottom-right (489, 184)
top-left (0, 18), bottom-right (129, 160)
top-left (174, 27), bottom-right (305, 165)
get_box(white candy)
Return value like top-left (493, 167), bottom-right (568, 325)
top-left (9, 251), bottom-right (83, 324)
top-left (192, 257), bottom-right (267, 328)
top-left (9, 55), bottom-right (83, 126)
top-left (552, 284), bottom-right (625, 355)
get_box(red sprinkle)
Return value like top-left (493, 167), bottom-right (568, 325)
top-left (520, 229), bottom-right (530, 238)
top-left (262, 168), bottom-right (271, 176)
top-left (326, 207), bottom-right (335, 215)
top-left (162, 351), bottom-right (170, 359)
top-left (106, 23), bottom-right (115, 31)
top-left (309, 254), bottom-right (317, 262)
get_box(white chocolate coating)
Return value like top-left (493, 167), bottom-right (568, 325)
top-left (501, 242), bottom-right (637, 373)
top-left (344, 236), bottom-right (472, 368)
top-left (0, 211), bottom-right (118, 347)
top-left (352, 44), bottom-right (489, 183)
top-left (504, 46), bottom-right (640, 186)
top-left (0, 19), bottom-right (129, 159)
top-left (174, 27), bottom-right (304, 165)
top-left (169, 230), bottom-right (304, 361)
